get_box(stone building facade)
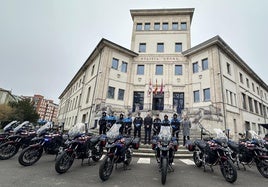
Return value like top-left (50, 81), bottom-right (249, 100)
top-left (57, 8), bottom-right (268, 139)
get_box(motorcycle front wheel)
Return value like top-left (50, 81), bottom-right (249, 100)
top-left (220, 159), bottom-right (237, 183)
top-left (161, 157), bottom-right (168, 185)
top-left (0, 142), bottom-right (19, 160)
top-left (18, 146), bottom-right (43, 166)
top-left (256, 159), bottom-right (268, 178)
top-left (193, 151), bottom-right (203, 167)
top-left (99, 156), bottom-right (114, 181)
top-left (55, 151), bottom-right (74, 174)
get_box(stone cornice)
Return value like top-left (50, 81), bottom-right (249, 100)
top-left (130, 8), bottom-right (195, 23)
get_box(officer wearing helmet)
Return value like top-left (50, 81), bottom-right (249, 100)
top-left (116, 113), bottom-right (125, 134)
top-left (98, 111), bottom-right (108, 135)
top-left (162, 114), bottom-right (171, 126)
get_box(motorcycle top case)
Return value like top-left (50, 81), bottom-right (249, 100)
top-left (132, 137), bottom-right (140, 149)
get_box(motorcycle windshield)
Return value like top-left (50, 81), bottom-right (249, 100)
top-left (213, 128), bottom-right (228, 145)
top-left (158, 126), bottom-right (172, 142)
top-left (3, 121), bottom-right (18, 132)
top-left (36, 122), bottom-right (52, 136)
top-left (248, 130), bottom-right (262, 140)
top-left (68, 123), bottom-right (86, 139)
top-left (106, 123), bottom-right (121, 139)
top-left (13, 121), bottom-right (30, 134)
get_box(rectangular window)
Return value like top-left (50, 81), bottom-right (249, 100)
top-left (118, 89), bottom-right (125, 100)
top-left (156, 65), bottom-right (163, 75)
top-left (133, 91), bottom-right (144, 112)
top-left (91, 65), bottom-right (95, 76)
top-left (202, 58), bottom-right (208, 70)
top-left (107, 86), bottom-right (115, 99)
top-left (246, 78), bottom-right (249, 88)
top-left (121, 61), bottom-right (128, 73)
top-left (112, 58), bottom-right (119, 70)
top-left (242, 93), bottom-right (247, 110)
top-left (203, 88), bottom-right (211, 101)
top-left (194, 90), bottom-right (200, 102)
top-left (175, 43), bottom-right (182, 52)
top-left (226, 90), bottom-right (229, 104)
top-left (257, 87), bottom-right (259, 95)
top-left (254, 100), bottom-right (259, 114)
top-left (227, 62), bottom-right (231, 75)
top-left (157, 43), bottom-right (164, 52)
top-left (259, 103), bottom-right (263, 115)
top-left (181, 22), bottom-right (187, 30)
top-left (86, 87), bottom-right (91, 103)
top-left (139, 43), bottom-right (146, 52)
top-left (137, 65), bottom-right (144, 75)
top-left (144, 22), bottom-right (150, 30)
top-left (252, 83), bottom-right (255, 92)
top-left (193, 62), bottom-right (198, 73)
top-left (172, 22), bottom-right (178, 30)
top-left (248, 96), bottom-right (253, 112)
top-left (162, 22), bottom-right (168, 30)
top-left (154, 22), bottom-right (160, 30)
top-left (239, 73), bottom-right (243, 83)
top-left (136, 23), bottom-right (142, 30)
top-left (175, 65), bottom-right (182, 75)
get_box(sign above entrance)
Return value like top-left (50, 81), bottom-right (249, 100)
top-left (136, 56), bottom-right (184, 62)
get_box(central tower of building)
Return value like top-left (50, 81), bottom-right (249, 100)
top-left (129, 8), bottom-right (194, 114)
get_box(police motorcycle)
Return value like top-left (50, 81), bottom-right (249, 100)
top-left (151, 125), bottom-right (178, 185)
top-left (99, 123), bottom-right (140, 181)
top-left (0, 121), bottom-right (36, 160)
top-left (188, 125), bottom-right (237, 183)
top-left (18, 122), bottom-right (64, 166)
top-left (227, 130), bottom-right (268, 178)
top-left (0, 121), bottom-right (20, 145)
top-left (55, 123), bottom-right (104, 174)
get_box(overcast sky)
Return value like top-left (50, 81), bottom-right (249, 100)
top-left (1, 0), bottom-right (267, 103)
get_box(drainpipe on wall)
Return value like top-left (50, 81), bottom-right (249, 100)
top-left (218, 48), bottom-right (227, 131)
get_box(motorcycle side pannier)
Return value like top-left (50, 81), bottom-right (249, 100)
top-left (186, 140), bottom-right (195, 152)
top-left (132, 137), bottom-right (140, 149)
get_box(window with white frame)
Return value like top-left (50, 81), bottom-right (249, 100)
top-left (203, 88), bottom-right (211, 101)
top-left (107, 86), bottom-right (115, 99)
top-left (194, 90), bottom-right (200, 102)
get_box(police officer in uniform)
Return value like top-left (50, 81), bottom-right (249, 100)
top-left (133, 112), bottom-right (143, 138)
top-left (171, 113), bottom-right (181, 141)
top-left (153, 114), bottom-right (161, 136)
top-left (98, 111), bottom-right (107, 135)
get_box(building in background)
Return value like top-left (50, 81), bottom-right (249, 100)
top-left (58, 8), bottom-right (268, 139)
top-left (28, 94), bottom-right (59, 123)
top-left (0, 88), bottom-right (18, 104)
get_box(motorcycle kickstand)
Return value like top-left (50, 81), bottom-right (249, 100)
top-left (210, 166), bottom-right (214, 172)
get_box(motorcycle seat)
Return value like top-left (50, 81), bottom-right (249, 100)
top-left (90, 137), bottom-right (99, 144)
top-left (195, 139), bottom-right (207, 150)
top-left (124, 138), bottom-right (132, 146)
top-left (228, 141), bottom-right (239, 152)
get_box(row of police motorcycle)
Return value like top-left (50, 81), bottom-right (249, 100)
top-left (0, 120), bottom-right (178, 185)
top-left (186, 121), bottom-right (268, 183)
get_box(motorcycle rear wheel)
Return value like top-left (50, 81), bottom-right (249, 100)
top-left (161, 157), bottom-right (168, 185)
top-left (55, 151), bottom-right (74, 174)
top-left (220, 159), bottom-right (237, 183)
top-left (0, 142), bottom-right (19, 160)
top-left (18, 146), bottom-right (43, 166)
top-left (193, 151), bottom-right (202, 167)
top-left (99, 156), bottom-right (114, 181)
top-left (256, 159), bottom-right (268, 178)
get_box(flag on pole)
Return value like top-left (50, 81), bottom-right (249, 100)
top-left (148, 79), bottom-right (153, 96)
top-left (160, 79), bottom-right (163, 94)
top-left (154, 79), bottom-right (158, 94)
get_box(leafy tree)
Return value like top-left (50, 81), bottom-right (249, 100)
top-left (0, 104), bottom-right (15, 122)
top-left (9, 98), bottom-right (39, 122)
